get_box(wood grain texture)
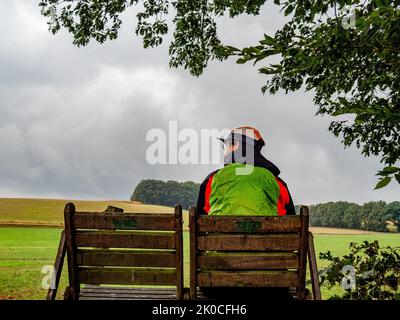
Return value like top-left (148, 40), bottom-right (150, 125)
top-left (197, 271), bottom-right (299, 287)
top-left (174, 205), bottom-right (184, 300)
top-left (197, 234), bottom-right (300, 251)
top-left (197, 215), bottom-right (301, 233)
top-left (73, 212), bottom-right (175, 230)
top-left (77, 250), bottom-right (176, 267)
top-left (189, 207), bottom-right (197, 299)
top-left (308, 232), bottom-right (321, 300)
top-left (79, 268), bottom-right (176, 285)
top-left (297, 206), bottom-right (310, 300)
top-left (64, 203), bottom-right (80, 300)
top-left (79, 286), bottom-right (177, 300)
top-left (197, 253), bottom-right (298, 270)
top-left (46, 229), bottom-right (67, 300)
top-left (75, 231), bottom-right (175, 249)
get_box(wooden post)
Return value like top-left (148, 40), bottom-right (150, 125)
top-left (64, 202), bottom-right (80, 300)
top-left (297, 206), bottom-right (309, 300)
top-left (189, 207), bottom-right (197, 300)
top-left (46, 229), bottom-right (66, 300)
top-left (308, 232), bottom-right (321, 300)
top-left (174, 205), bottom-right (184, 300)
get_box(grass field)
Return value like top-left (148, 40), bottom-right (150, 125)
top-left (0, 198), bottom-right (399, 300)
top-left (0, 198), bottom-right (179, 226)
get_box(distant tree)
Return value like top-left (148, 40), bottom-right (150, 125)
top-left (310, 200), bottom-right (398, 232)
top-left (39, 0), bottom-right (400, 188)
top-left (342, 203), bottom-right (362, 230)
top-left (385, 201), bottom-right (400, 232)
top-left (327, 202), bottom-right (355, 228)
top-left (310, 202), bottom-right (356, 228)
top-left (131, 179), bottom-right (200, 209)
top-left (360, 201), bottom-right (388, 232)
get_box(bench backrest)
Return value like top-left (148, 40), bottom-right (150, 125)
top-left (189, 206), bottom-right (309, 299)
top-left (63, 203), bottom-right (184, 300)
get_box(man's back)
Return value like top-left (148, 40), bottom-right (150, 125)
top-left (197, 126), bottom-right (295, 216)
top-left (208, 163), bottom-right (280, 216)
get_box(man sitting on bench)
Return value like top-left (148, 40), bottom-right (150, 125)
top-left (196, 126), bottom-right (296, 300)
top-left (197, 126), bottom-right (295, 217)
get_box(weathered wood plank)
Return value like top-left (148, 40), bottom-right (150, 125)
top-left (197, 271), bottom-right (299, 287)
top-left (77, 250), bottom-right (176, 267)
top-left (79, 286), bottom-right (177, 300)
top-left (174, 205), bottom-right (184, 300)
top-left (197, 234), bottom-right (300, 251)
top-left (46, 229), bottom-right (66, 300)
top-left (64, 203), bottom-right (80, 300)
top-left (80, 287), bottom-right (177, 300)
top-left (80, 295), bottom-right (175, 300)
top-left (297, 206), bottom-right (309, 300)
top-left (308, 232), bottom-right (321, 300)
top-left (80, 295), bottom-right (176, 300)
top-left (197, 253), bottom-right (299, 270)
top-left (189, 207), bottom-right (198, 299)
top-left (79, 268), bottom-right (176, 285)
top-left (82, 287), bottom-right (176, 295)
top-left (75, 231), bottom-right (176, 249)
top-left (197, 216), bottom-right (301, 233)
top-left (74, 212), bottom-right (175, 231)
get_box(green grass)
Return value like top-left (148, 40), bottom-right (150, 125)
top-left (0, 227), bottom-right (66, 299)
top-left (1, 226), bottom-right (399, 300)
top-left (0, 198), bottom-right (179, 225)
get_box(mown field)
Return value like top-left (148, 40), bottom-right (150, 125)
top-left (0, 198), bottom-right (180, 226)
top-left (0, 198), bottom-right (399, 300)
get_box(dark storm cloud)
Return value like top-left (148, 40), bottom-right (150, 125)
top-left (0, 1), bottom-right (398, 204)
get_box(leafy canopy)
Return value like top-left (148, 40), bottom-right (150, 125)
top-left (39, 0), bottom-right (400, 188)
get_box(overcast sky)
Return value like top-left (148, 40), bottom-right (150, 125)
top-left (0, 1), bottom-right (398, 205)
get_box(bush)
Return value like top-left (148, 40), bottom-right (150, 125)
top-left (320, 241), bottom-right (400, 300)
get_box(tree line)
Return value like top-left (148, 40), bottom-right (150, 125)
top-left (308, 201), bottom-right (400, 232)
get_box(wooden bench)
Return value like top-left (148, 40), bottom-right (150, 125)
top-left (47, 203), bottom-right (184, 300)
top-left (189, 206), bottom-right (321, 300)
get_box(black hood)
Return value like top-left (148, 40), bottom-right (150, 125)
top-left (224, 150), bottom-right (281, 177)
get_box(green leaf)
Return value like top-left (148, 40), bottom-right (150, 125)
top-left (382, 166), bottom-right (400, 174)
top-left (260, 34), bottom-right (275, 45)
top-left (374, 177), bottom-right (392, 190)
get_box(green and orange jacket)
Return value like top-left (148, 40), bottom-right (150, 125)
top-left (197, 155), bottom-right (295, 216)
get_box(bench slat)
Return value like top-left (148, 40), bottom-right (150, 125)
top-left (80, 296), bottom-right (175, 300)
top-left (74, 212), bottom-right (175, 230)
top-left (75, 231), bottom-right (176, 249)
top-left (197, 271), bottom-right (298, 287)
top-left (197, 216), bottom-right (301, 233)
top-left (197, 253), bottom-right (298, 270)
top-left (77, 250), bottom-right (176, 267)
top-left (197, 234), bottom-right (300, 251)
top-left (80, 287), bottom-right (177, 300)
top-left (82, 286), bottom-right (177, 295)
top-left (79, 268), bottom-right (176, 285)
